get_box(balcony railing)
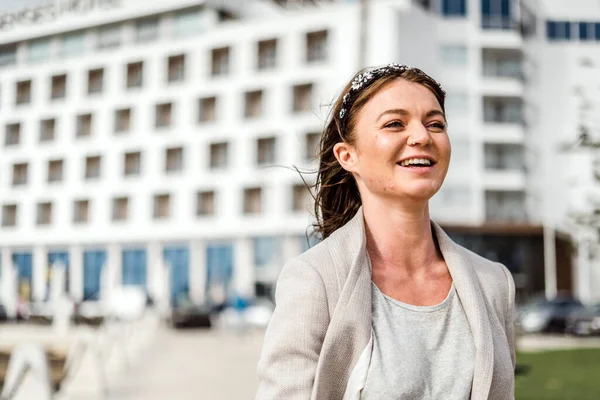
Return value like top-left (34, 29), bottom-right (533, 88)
top-left (481, 16), bottom-right (517, 30)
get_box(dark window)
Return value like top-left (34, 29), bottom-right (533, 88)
top-left (596, 23), bottom-right (600, 40)
top-left (442, 0), bottom-right (466, 17)
top-left (547, 21), bottom-right (571, 41)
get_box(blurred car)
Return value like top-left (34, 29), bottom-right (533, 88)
top-left (517, 296), bottom-right (585, 334)
top-left (0, 303), bottom-right (7, 322)
top-left (566, 303), bottom-right (600, 336)
top-left (170, 297), bottom-right (212, 329)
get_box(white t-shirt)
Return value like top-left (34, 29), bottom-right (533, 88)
top-left (361, 282), bottom-right (475, 399)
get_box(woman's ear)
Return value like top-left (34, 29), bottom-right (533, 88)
top-left (333, 142), bottom-right (359, 173)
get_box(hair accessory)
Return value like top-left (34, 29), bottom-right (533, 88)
top-left (338, 63), bottom-right (445, 124)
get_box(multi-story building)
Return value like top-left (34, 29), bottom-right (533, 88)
top-left (0, 0), bottom-right (598, 307)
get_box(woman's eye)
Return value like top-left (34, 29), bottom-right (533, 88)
top-left (428, 122), bottom-right (447, 130)
top-left (384, 121), bottom-right (404, 128)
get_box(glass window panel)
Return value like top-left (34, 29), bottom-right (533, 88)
top-left (61, 31), bottom-right (85, 57)
top-left (173, 9), bottom-right (201, 37)
top-left (28, 38), bottom-right (52, 63)
top-left (439, 44), bottom-right (468, 65)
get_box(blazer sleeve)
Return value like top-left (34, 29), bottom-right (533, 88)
top-left (255, 259), bottom-right (330, 400)
top-left (501, 264), bottom-right (517, 370)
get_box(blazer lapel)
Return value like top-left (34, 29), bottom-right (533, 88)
top-left (433, 222), bottom-right (495, 400)
top-left (312, 209), bottom-right (373, 400)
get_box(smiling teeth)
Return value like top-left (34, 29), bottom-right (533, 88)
top-left (400, 158), bottom-right (432, 167)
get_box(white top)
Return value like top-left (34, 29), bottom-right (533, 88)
top-left (361, 282), bottom-right (475, 400)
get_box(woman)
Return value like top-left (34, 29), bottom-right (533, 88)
top-left (256, 64), bottom-right (516, 400)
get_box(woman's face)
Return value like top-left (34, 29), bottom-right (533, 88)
top-left (336, 78), bottom-right (451, 205)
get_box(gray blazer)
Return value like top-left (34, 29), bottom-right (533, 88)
top-left (256, 208), bottom-right (516, 400)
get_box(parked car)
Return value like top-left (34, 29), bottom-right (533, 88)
top-left (170, 297), bottom-right (212, 329)
top-left (517, 296), bottom-right (586, 334)
top-left (566, 303), bottom-right (600, 336)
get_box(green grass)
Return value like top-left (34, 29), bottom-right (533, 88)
top-left (516, 349), bottom-right (600, 400)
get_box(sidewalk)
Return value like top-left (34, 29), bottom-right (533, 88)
top-left (106, 326), bottom-right (265, 400)
top-left (518, 334), bottom-right (600, 352)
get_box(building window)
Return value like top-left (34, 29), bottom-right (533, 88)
top-left (197, 190), bottom-right (215, 216)
top-left (61, 31), bottom-right (86, 57)
top-left (28, 38), bottom-right (52, 63)
top-left (51, 74), bottom-right (67, 100)
top-left (292, 184), bottom-right (312, 212)
top-left (16, 80), bottom-right (32, 105)
top-left (76, 114), bottom-right (93, 138)
top-left (482, 49), bottom-right (521, 78)
top-left (37, 202), bottom-right (53, 225)
top-left (306, 30), bottom-right (327, 63)
top-left (579, 22), bottom-right (594, 41)
top-left (83, 250), bottom-right (106, 300)
top-left (257, 137), bottom-right (276, 165)
top-left (47, 159), bottom-right (64, 183)
top-left (483, 97), bottom-right (522, 123)
top-left (257, 39), bottom-right (277, 70)
top-left (165, 147), bottom-right (184, 173)
top-left (168, 54), bottom-right (185, 83)
top-left (5, 123), bottom-right (21, 146)
top-left (173, 8), bottom-right (202, 37)
top-left (12, 163), bottom-right (28, 186)
top-left (2, 204), bottom-right (17, 227)
top-left (124, 151), bottom-right (141, 176)
top-left (546, 21), bottom-right (572, 41)
top-left (439, 44), bottom-right (468, 65)
top-left (485, 190), bottom-right (526, 222)
top-left (441, 0), bottom-right (466, 17)
top-left (244, 90), bottom-right (263, 118)
top-left (481, 0), bottom-right (512, 30)
top-left (73, 199), bottom-right (89, 224)
top-left (198, 96), bottom-right (217, 123)
top-left (209, 142), bottom-right (229, 169)
top-left (304, 132), bottom-right (320, 161)
top-left (484, 144), bottom-right (524, 170)
top-left (112, 197), bottom-right (129, 221)
top-left (244, 188), bottom-right (262, 214)
top-left (40, 118), bottom-right (56, 142)
top-left (88, 68), bottom-right (104, 95)
top-left (292, 83), bottom-right (313, 113)
top-left (85, 156), bottom-right (101, 179)
top-left (126, 62), bottom-right (143, 89)
top-left (97, 24), bottom-right (121, 49)
top-left (253, 237), bottom-right (282, 267)
top-left (122, 248), bottom-right (147, 287)
top-left (0, 44), bottom-right (17, 67)
top-left (135, 17), bottom-right (159, 43)
top-left (156, 102), bottom-right (173, 128)
top-left (114, 108), bottom-right (132, 133)
top-left (211, 47), bottom-right (230, 76)
top-left (153, 194), bottom-right (171, 219)
top-left (596, 23), bottom-right (600, 40)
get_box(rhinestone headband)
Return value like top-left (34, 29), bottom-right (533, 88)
top-left (338, 63), bottom-right (445, 123)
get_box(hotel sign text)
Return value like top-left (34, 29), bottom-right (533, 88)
top-left (0, 0), bottom-right (123, 32)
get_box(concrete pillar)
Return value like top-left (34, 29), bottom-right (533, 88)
top-left (32, 246), bottom-right (47, 302)
top-left (146, 241), bottom-right (162, 302)
top-left (233, 237), bottom-right (254, 299)
top-left (69, 245), bottom-right (84, 302)
top-left (189, 240), bottom-right (206, 305)
top-left (107, 243), bottom-right (122, 287)
top-left (1, 248), bottom-right (12, 281)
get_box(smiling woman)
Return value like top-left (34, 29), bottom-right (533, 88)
top-left (256, 64), bottom-right (516, 400)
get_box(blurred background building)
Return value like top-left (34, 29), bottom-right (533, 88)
top-left (1, 0), bottom-right (600, 310)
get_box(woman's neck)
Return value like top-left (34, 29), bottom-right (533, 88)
top-left (362, 197), bottom-right (442, 276)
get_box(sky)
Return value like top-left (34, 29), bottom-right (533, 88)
top-left (0, 0), bottom-right (51, 13)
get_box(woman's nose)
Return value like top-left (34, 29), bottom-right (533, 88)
top-left (407, 124), bottom-right (432, 147)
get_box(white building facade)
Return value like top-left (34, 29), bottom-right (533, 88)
top-left (0, 0), bottom-right (597, 305)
